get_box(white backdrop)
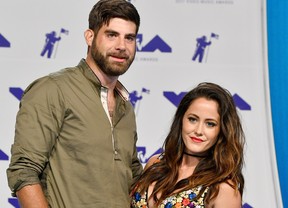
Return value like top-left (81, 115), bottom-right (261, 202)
top-left (0, 0), bottom-right (283, 207)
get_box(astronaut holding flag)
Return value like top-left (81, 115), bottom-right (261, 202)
top-left (53, 28), bottom-right (69, 58)
top-left (40, 28), bottom-right (69, 59)
top-left (60, 28), bottom-right (69, 35)
top-left (192, 32), bottom-right (219, 63)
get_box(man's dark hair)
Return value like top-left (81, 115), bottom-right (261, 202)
top-left (89, 0), bottom-right (140, 35)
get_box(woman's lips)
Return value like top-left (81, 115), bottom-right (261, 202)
top-left (191, 137), bottom-right (204, 143)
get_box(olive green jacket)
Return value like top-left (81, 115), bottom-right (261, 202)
top-left (7, 59), bottom-right (143, 207)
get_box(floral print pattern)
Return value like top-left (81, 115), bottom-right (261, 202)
top-left (131, 186), bottom-right (209, 208)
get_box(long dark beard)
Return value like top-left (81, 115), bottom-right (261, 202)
top-left (91, 38), bottom-right (135, 76)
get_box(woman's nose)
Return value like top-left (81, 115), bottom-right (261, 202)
top-left (194, 123), bottom-right (203, 136)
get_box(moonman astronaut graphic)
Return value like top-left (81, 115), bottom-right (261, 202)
top-left (129, 88), bottom-right (150, 115)
top-left (129, 90), bottom-right (143, 108)
top-left (192, 35), bottom-right (211, 63)
top-left (40, 31), bottom-right (61, 58)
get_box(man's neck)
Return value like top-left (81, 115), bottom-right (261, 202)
top-left (85, 56), bottom-right (119, 90)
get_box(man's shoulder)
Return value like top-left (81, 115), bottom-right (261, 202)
top-left (49, 59), bottom-right (89, 83)
top-left (49, 65), bottom-right (81, 80)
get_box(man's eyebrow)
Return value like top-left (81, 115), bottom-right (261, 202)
top-left (104, 29), bottom-right (135, 35)
top-left (104, 29), bottom-right (119, 34)
top-left (125, 33), bottom-right (136, 38)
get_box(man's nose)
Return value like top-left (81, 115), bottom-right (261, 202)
top-left (115, 37), bottom-right (126, 51)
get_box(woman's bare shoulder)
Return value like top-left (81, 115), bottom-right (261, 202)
top-left (209, 180), bottom-right (242, 208)
top-left (144, 153), bottom-right (162, 170)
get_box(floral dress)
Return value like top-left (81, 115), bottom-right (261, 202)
top-left (131, 185), bottom-right (209, 208)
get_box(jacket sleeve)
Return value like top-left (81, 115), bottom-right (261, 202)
top-left (6, 76), bottom-right (65, 196)
top-left (131, 132), bottom-right (143, 184)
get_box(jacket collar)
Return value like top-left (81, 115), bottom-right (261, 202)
top-left (78, 58), bottom-right (130, 102)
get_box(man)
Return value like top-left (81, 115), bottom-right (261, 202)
top-left (6, 0), bottom-right (143, 207)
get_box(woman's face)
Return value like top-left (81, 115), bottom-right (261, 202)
top-left (182, 97), bottom-right (220, 155)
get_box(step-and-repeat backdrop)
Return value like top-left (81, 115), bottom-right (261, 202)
top-left (0, 0), bottom-right (283, 207)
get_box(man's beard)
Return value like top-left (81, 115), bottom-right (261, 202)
top-left (91, 40), bottom-right (135, 77)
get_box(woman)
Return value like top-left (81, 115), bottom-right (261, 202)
top-left (131, 82), bottom-right (245, 208)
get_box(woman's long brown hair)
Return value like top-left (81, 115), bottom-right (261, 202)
top-left (131, 82), bottom-right (245, 206)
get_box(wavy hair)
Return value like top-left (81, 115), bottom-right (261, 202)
top-left (132, 82), bottom-right (245, 206)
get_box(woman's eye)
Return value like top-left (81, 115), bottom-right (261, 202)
top-left (188, 117), bottom-right (197, 122)
top-left (207, 122), bottom-right (216, 127)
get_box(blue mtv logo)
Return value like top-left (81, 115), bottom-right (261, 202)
top-left (242, 203), bottom-right (253, 208)
top-left (137, 147), bottom-right (163, 164)
top-left (136, 34), bottom-right (172, 53)
top-left (163, 91), bottom-right (251, 110)
top-left (0, 33), bottom-right (11, 48)
top-left (9, 87), bottom-right (251, 111)
top-left (0, 149), bottom-right (9, 160)
top-left (8, 198), bottom-right (20, 208)
top-left (9, 87), bottom-right (24, 101)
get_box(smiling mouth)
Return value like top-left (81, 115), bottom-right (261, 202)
top-left (110, 55), bottom-right (128, 63)
top-left (111, 56), bottom-right (125, 62)
top-left (191, 137), bottom-right (204, 143)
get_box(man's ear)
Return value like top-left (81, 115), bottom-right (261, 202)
top-left (84, 29), bottom-right (94, 46)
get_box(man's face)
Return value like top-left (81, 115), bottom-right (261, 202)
top-left (91, 18), bottom-right (137, 77)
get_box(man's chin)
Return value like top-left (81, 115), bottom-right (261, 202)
top-left (106, 68), bottom-right (128, 76)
